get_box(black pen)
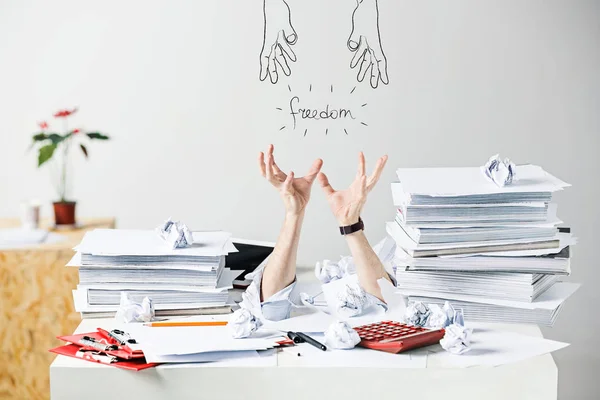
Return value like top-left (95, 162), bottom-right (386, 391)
top-left (287, 331), bottom-right (303, 344)
top-left (295, 332), bottom-right (327, 351)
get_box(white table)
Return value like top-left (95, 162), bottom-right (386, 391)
top-left (50, 266), bottom-right (558, 400)
top-left (50, 321), bottom-right (557, 400)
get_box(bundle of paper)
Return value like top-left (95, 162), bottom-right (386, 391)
top-left (80, 306), bottom-right (233, 319)
top-left (68, 229), bottom-right (239, 318)
top-left (397, 244), bottom-right (571, 274)
top-left (398, 224), bottom-right (559, 245)
top-left (391, 165), bottom-right (569, 207)
top-left (387, 221), bottom-right (562, 258)
top-left (76, 229), bottom-right (233, 259)
top-left (397, 203), bottom-right (550, 224)
top-left (385, 161), bottom-right (579, 326)
top-left (78, 266), bottom-right (225, 286)
top-left (396, 270), bottom-right (559, 302)
top-left (409, 282), bottom-right (580, 326)
top-left (87, 289), bottom-right (230, 306)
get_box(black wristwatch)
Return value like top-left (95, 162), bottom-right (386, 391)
top-left (339, 217), bottom-right (364, 235)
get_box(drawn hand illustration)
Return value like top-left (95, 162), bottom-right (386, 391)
top-left (348, 0), bottom-right (389, 88)
top-left (259, 0), bottom-right (298, 84)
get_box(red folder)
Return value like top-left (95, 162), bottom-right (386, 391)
top-left (57, 332), bottom-right (144, 360)
top-left (49, 344), bottom-right (158, 371)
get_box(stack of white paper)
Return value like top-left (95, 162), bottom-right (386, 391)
top-left (386, 163), bottom-right (579, 325)
top-left (386, 221), bottom-right (562, 258)
top-left (396, 245), bottom-right (571, 274)
top-left (69, 229), bottom-right (238, 318)
top-left (409, 282), bottom-right (580, 326)
top-left (395, 270), bottom-right (558, 302)
top-left (392, 165), bottom-right (569, 206)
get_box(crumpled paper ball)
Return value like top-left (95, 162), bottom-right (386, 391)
top-left (157, 217), bottom-right (193, 249)
top-left (315, 260), bottom-right (344, 284)
top-left (482, 154), bottom-right (516, 187)
top-left (315, 256), bottom-right (355, 284)
top-left (336, 282), bottom-right (369, 318)
top-left (404, 301), bottom-right (431, 327)
top-left (426, 301), bottom-right (455, 329)
top-left (299, 292), bottom-right (315, 305)
top-left (325, 321), bottom-right (361, 350)
top-left (229, 308), bottom-right (263, 339)
top-left (440, 323), bottom-right (472, 355)
top-left (114, 292), bottom-right (155, 323)
top-left (229, 271), bottom-right (265, 339)
top-left (454, 308), bottom-right (465, 327)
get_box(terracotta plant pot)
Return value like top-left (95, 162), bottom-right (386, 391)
top-left (53, 201), bottom-right (77, 226)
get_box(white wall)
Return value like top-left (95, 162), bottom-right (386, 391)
top-left (1, 0), bottom-right (599, 397)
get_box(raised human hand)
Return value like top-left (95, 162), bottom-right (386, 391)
top-left (318, 152), bottom-right (388, 225)
top-left (259, 144), bottom-right (323, 216)
top-left (259, 0), bottom-right (298, 84)
top-left (347, 0), bottom-right (389, 88)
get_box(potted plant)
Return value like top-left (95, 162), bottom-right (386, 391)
top-left (30, 107), bottom-right (109, 226)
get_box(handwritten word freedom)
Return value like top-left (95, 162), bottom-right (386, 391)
top-left (289, 96), bottom-right (356, 129)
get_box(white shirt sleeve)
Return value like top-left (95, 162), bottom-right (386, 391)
top-left (238, 262), bottom-right (297, 322)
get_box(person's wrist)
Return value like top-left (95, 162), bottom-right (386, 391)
top-left (337, 215), bottom-right (361, 226)
top-left (344, 229), bottom-right (365, 238)
top-left (285, 209), bottom-right (305, 220)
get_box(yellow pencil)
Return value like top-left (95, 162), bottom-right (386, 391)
top-left (145, 321), bottom-right (228, 328)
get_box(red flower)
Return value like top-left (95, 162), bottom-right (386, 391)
top-left (53, 107), bottom-right (78, 118)
top-left (38, 121), bottom-right (49, 130)
top-left (72, 128), bottom-right (80, 134)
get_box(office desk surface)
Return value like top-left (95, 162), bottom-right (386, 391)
top-left (49, 266), bottom-right (558, 400)
top-left (50, 321), bottom-right (557, 400)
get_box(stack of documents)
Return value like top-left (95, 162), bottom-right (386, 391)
top-left (395, 271), bottom-right (559, 302)
top-left (387, 164), bottom-right (579, 325)
top-left (68, 229), bottom-right (238, 318)
top-left (409, 282), bottom-right (580, 326)
top-left (398, 245), bottom-right (571, 274)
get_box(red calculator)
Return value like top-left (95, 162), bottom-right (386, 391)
top-left (353, 321), bottom-right (445, 354)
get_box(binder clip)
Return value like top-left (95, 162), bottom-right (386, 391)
top-left (78, 336), bottom-right (118, 352)
top-left (108, 329), bottom-right (137, 346)
top-left (75, 349), bottom-right (118, 364)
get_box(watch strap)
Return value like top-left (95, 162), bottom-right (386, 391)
top-left (339, 218), bottom-right (364, 235)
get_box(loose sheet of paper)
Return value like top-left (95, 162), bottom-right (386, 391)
top-left (150, 351), bottom-right (246, 365)
top-left (263, 310), bottom-right (335, 333)
top-left (117, 318), bottom-right (283, 356)
top-left (281, 333), bottom-right (426, 368)
top-left (76, 229), bottom-right (234, 256)
top-left (426, 325), bottom-right (568, 368)
top-left (145, 349), bottom-right (278, 367)
top-left (396, 165), bottom-right (570, 197)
